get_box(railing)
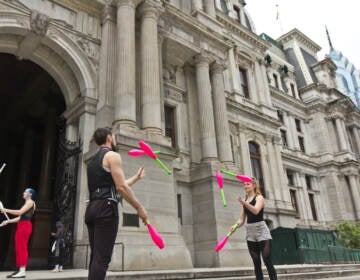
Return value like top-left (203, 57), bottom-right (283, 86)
top-left (73, 242), bottom-right (125, 271)
top-left (299, 246), bottom-right (360, 264)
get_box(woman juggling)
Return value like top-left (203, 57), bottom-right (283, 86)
top-left (0, 188), bottom-right (37, 278)
top-left (232, 178), bottom-right (277, 280)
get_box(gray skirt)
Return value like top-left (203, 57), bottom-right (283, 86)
top-left (246, 221), bottom-right (272, 242)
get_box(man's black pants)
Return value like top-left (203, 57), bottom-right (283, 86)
top-left (85, 199), bottom-right (119, 280)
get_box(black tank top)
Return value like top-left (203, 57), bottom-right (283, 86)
top-left (244, 196), bottom-right (264, 224)
top-left (87, 148), bottom-right (119, 202)
top-left (20, 205), bottom-right (34, 221)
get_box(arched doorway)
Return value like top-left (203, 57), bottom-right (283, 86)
top-left (0, 53), bottom-right (68, 269)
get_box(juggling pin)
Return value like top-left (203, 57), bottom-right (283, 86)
top-left (0, 201), bottom-right (10, 220)
top-left (220, 169), bottom-right (252, 183)
top-left (128, 149), bottom-right (160, 157)
top-left (146, 221), bottom-right (165, 249)
top-left (215, 222), bottom-right (240, 252)
top-left (216, 171), bottom-right (227, 207)
top-left (0, 163), bottom-right (6, 174)
top-left (138, 141), bottom-right (172, 175)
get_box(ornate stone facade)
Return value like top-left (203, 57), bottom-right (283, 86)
top-left (0, 0), bottom-right (359, 270)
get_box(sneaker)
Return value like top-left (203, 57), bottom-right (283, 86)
top-left (52, 268), bottom-right (59, 272)
top-left (59, 266), bottom-right (63, 272)
top-left (10, 270), bottom-right (26, 278)
top-left (6, 270), bottom-right (19, 278)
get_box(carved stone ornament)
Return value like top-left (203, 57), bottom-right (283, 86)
top-left (30, 10), bottom-right (50, 36)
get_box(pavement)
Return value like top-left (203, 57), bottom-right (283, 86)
top-left (1, 265), bottom-right (360, 280)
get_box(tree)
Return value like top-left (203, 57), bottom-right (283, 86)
top-left (335, 222), bottom-right (360, 249)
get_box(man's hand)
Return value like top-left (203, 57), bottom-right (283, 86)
top-left (136, 167), bottom-right (146, 180)
top-left (137, 205), bottom-right (148, 225)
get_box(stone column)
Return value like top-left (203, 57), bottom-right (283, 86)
top-left (260, 63), bottom-right (272, 105)
top-left (340, 120), bottom-right (351, 151)
top-left (203, 0), bottom-right (216, 17)
top-left (353, 127), bottom-right (360, 154)
top-left (184, 64), bottom-right (202, 163)
top-left (348, 175), bottom-right (360, 220)
top-left (228, 48), bottom-right (241, 93)
top-left (238, 129), bottom-right (251, 174)
top-left (39, 108), bottom-right (57, 202)
top-left (114, 0), bottom-right (137, 127)
top-left (265, 140), bottom-right (283, 202)
top-left (139, 0), bottom-right (163, 133)
top-left (96, 2), bottom-right (117, 128)
top-left (211, 61), bottom-right (232, 163)
top-left (192, 0), bottom-right (203, 12)
top-left (195, 53), bottom-right (218, 160)
top-left (335, 118), bottom-right (348, 151)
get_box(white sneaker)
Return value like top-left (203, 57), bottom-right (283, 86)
top-left (59, 266), bottom-right (63, 272)
top-left (10, 271), bottom-right (25, 278)
top-left (52, 268), bottom-right (59, 272)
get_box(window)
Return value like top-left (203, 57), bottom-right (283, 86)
top-left (177, 194), bottom-right (182, 225)
top-left (233, 5), bottom-right (241, 23)
top-left (280, 129), bottom-right (288, 147)
top-left (305, 175), bottom-right (312, 190)
top-left (295, 118), bottom-right (302, 132)
top-left (273, 73), bottom-right (279, 89)
top-left (290, 189), bottom-right (299, 216)
top-left (290, 83), bottom-right (296, 98)
top-left (249, 141), bottom-right (265, 196)
top-left (277, 110), bottom-right (284, 124)
top-left (308, 193), bottom-right (318, 221)
top-left (164, 105), bottom-right (176, 147)
top-left (298, 136), bottom-right (305, 153)
top-left (220, 0), bottom-right (228, 14)
top-left (239, 68), bottom-right (249, 98)
top-left (286, 169), bottom-right (294, 186)
top-left (123, 213), bottom-right (139, 227)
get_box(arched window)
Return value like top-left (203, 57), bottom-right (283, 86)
top-left (220, 0), bottom-right (229, 14)
top-left (249, 141), bottom-right (265, 196)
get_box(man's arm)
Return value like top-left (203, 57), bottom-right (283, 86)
top-left (125, 167), bottom-right (145, 187)
top-left (107, 152), bottom-right (148, 223)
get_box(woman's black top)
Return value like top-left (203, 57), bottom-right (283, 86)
top-left (20, 205), bottom-right (34, 221)
top-left (244, 196), bottom-right (264, 224)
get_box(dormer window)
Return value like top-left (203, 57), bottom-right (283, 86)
top-left (220, 0), bottom-right (228, 14)
top-left (233, 5), bottom-right (241, 23)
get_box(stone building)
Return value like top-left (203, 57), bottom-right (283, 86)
top-left (0, 0), bottom-right (359, 271)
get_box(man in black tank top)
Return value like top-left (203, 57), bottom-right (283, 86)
top-left (85, 128), bottom-right (148, 280)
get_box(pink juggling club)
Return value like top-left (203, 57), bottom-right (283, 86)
top-left (138, 141), bottom-right (172, 175)
top-left (216, 171), bottom-right (227, 207)
top-left (146, 220), bottom-right (165, 249)
top-left (128, 149), bottom-right (160, 157)
top-left (215, 221), bottom-right (240, 252)
top-left (220, 169), bottom-right (252, 183)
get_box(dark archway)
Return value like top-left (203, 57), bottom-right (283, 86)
top-left (0, 53), bottom-right (66, 270)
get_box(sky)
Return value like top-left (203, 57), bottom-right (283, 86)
top-left (245, 0), bottom-right (360, 68)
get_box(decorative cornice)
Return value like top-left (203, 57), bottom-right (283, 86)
top-left (278, 28), bottom-right (321, 54)
top-left (216, 12), bottom-right (269, 53)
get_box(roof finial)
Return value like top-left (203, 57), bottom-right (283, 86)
top-left (325, 25), bottom-right (334, 51)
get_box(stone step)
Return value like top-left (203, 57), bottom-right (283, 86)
top-left (1, 264), bottom-right (360, 280)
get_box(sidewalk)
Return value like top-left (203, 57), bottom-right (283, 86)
top-left (1, 264), bottom-right (360, 280)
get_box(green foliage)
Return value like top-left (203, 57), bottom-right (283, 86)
top-left (335, 221), bottom-right (360, 249)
